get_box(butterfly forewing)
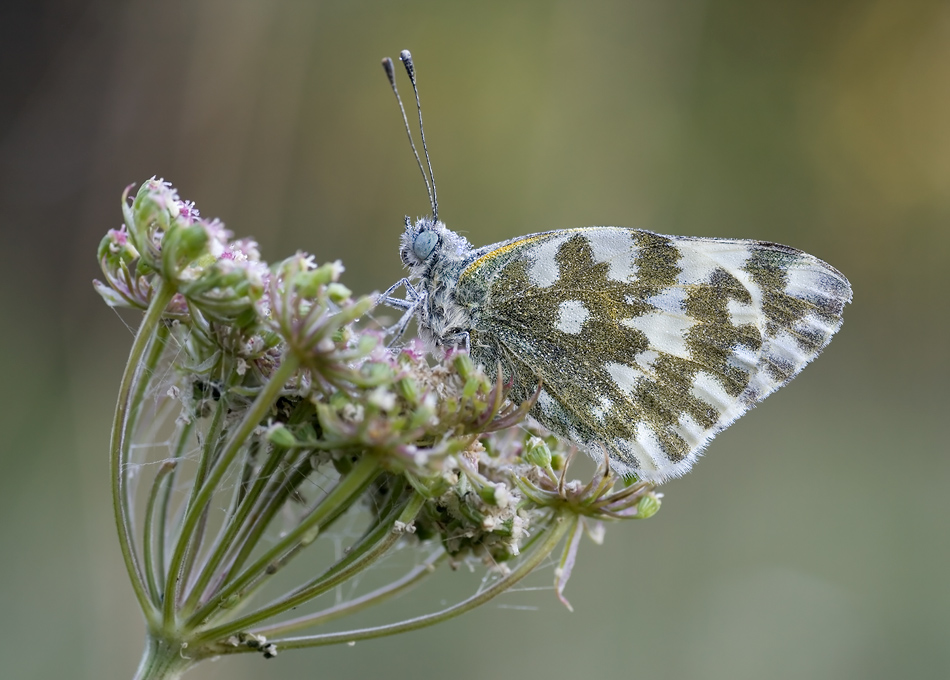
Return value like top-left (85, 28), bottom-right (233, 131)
top-left (453, 227), bottom-right (851, 482)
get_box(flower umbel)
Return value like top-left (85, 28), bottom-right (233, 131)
top-left (95, 180), bottom-right (661, 680)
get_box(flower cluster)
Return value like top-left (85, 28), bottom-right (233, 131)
top-left (96, 179), bottom-right (661, 680)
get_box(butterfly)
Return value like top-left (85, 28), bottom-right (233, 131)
top-left (380, 51), bottom-right (852, 484)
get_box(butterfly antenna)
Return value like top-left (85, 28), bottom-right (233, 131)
top-left (382, 56), bottom-right (434, 216)
top-left (399, 50), bottom-right (439, 221)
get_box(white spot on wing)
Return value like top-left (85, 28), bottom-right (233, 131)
top-left (635, 422), bottom-right (669, 471)
top-left (744, 371), bottom-right (780, 405)
top-left (644, 286), bottom-right (687, 314)
top-left (591, 395), bottom-right (613, 422)
top-left (675, 245), bottom-right (718, 285)
top-left (784, 263), bottom-right (826, 298)
top-left (613, 437), bottom-right (658, 474)
top-left (538, 389), bottom-right (557, 416)
top-left (621, 311), bottom-right (694, 356)
top-left (555, 300), bottom-right (589, 334)
top-left (727, 298), bottom-right (760, 327)
top-left (728, 345), bottom-right (759, 372)
top-left (606, 362), bottom-right (642, 394)
top-left (793, 314), bottom-right (836, 344)
top-left (586, 230), bottom-right (637, 282)
top-left (673, 413), bottom-right (707, 451)
top-left (675, 241), bottom-right (752, 285)
top-left (705, 242), bottom-right (754, 273)
top-left (690, 371), bottom-right (733, 413)
top-left (636, 349), bottom-right (660, 368)
top-left (768, 330), bottom-right (809, 371)
top-left (527, 235), bottom-right (570, 288)
top-left (740, 314), bottom-right (837, 407)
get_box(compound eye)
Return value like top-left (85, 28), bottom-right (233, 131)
top-left (412, 231), bottom-right (439, 261)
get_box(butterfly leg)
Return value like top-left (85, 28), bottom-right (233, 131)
top-left (377, 278), bottom-right (424, 344)
top-left (379, 277), bottom-right (416, 309)
top-left (441, 330), bottom-right (471, 353)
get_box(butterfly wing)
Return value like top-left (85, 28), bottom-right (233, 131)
top-left (458, 227), bottom-right (851, 482)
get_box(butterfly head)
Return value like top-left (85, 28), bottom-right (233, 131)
top-left (399, 216), bottom-right (471, 279)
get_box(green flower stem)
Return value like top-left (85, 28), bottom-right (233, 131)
top-left (186, 453), bottom-right (382, 629)
top-left (215, 447), bottom-right (314, 586)
top-left (132, 634), bottom-right (194, 680)
top-left (185, 390), bottom-right (229, 513)
top-left (144, 461), bottom-right (178, 606)
top-left (276, 489), bottom-right (422, 601)
top-left (198, 452), bottom-right (376, 621)
top-left (111, 280), bottom-right (176, 623)
top-left (156, 420), bottom-right (194, 595)
top-left (193, 489), bottom-right (426, 645)
top-left (253, 550), bottom-right (448, 638)
top-left (192, 446), bottom-right (316, 620)
top-left (178, 443), bottom-right (293, 617)
top-left (127, 313), bottom-right (172, 451)
top-left (185, 453), bottom-right (363, 629)
top-left (175, 505), bottom-right (211, 615)
top-left (256, 508), bottom-right (573, 651)
top-left (232, 438), bottom-right (262, 511)
top-left (162, 352), bottom-right (301, 625)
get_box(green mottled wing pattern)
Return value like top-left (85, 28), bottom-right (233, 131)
top-left (458, 227), bottom-right (851, 482)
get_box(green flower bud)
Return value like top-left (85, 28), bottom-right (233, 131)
top-left (407, 400), bottom-right (435, 429)
top-left (452, 353), bottom-right (476, 381)
top-left (327, 282), bottom-right (352, 303)
top-left (478, 482), bottom-right (509, 508)
top-left (98, 229), bottom-right (140, 264)
top-left (423, 472), bottom-right (454, 497)
top-left (636, 493), bottom-right (661, 519)
top-left (396, 377), bottom-right (420, 405)
top-left (328, 391), bottom-right (350, 410)
top-left (294, 269), bottom-right (327, 298)
top-left (310, 261), bottom-right (344, 287)
top-left (462, 377), bottom-right (481, 400)
top-left (523, 436), bottom-right (552, 469)
top-left (362, 362), bottom-right (395, 385)
top-left (299, 525), bottom-right (320, 546)
top-left (131, 182), bottom-right (174, 232)
top-left (163, 223), bottom-right (209, 278)
top-left (355, 330), bottom-right (377, 353)
top-left (368, 386), bottom-right (396, 412)
top-left (266, 423), bottom-right (297, 448)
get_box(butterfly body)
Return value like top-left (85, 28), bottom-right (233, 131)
top-left (392, 216), bottom-right (852, 483)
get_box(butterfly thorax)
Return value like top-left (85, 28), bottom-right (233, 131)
top-left (401, 217), bottom-right (488, 353)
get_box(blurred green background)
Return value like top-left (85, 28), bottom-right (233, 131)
top-left (1, 1), bottom-right (948, 678)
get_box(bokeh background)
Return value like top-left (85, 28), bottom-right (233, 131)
top-left (2, 1), bottom-right (948, 678)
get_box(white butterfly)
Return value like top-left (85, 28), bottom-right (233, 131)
top-left (380, 51), bottom-right (851, 483)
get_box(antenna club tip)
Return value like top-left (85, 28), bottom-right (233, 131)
top-left (399, 50), bottom-right (416, 79)
top-left (381, 57), bottom-right (395, 81)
